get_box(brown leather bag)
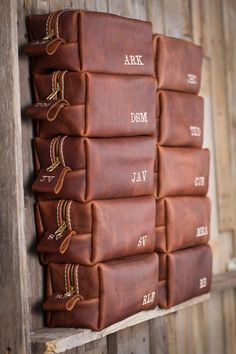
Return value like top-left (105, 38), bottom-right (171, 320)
top-left (158, 245), bottom-right (212, 308)
top-left (155, 147), bottom-right (210, 198)
top-left (25, 10), bottom-right (154, 76)
top-left (157, 91), bottom-right (204, 147)
top-left (27, 72), bottom-right (156, 138)
top-left (33, 136), bottom-right (155, 202)
top-left (155, 196), bottom-right (211, 252)
top-left (36, 196), bottom-right (155, 265)
top-left (44, 253), bottom-right (159, 330)
top-left (153, 34), bottom-right (203, 93)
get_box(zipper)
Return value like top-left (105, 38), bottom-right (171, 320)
top-left (46, 70), bottom-right (67, 101)
top-left (54, 199), bottom-right (72, 239)
top-left (64, 263), bottom-right (80, 297)
top-left (46, 135), bottom-right (67, 172)
top-left (43, 9), bottom-right (87, 42)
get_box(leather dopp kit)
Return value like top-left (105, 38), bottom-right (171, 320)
top-left (25, 10), bottom-right (154, 75)
top-left (153, 34), bottom-right (203, 93)
top-left (36, 196), bottom-right (155, 265)
top-left (25, 10), bottom-right (212, 331)
top-left (155, 196), bottom-right (211, 253)
top-left (27, 72), bottom-right (156, 138)
top-left (153, 33), bottom-right (212, 309)
top-left (45, 253), bottom-right (158, 330)
top-left (33, 136), bottom-right (155, 201)
top-left (158, 245), bottom-right (212, 308)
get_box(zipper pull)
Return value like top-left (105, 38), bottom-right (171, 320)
top-left (37, 228), bottom-right (76, 255)
top-left (63, 286), bottom-right (75, 297)
top-left (46, 158), bottom-right (60, 172)
top-left (32, 165), bottom-right (71, 194)
top-left (46, 84), bottom-right (60, 101)
top-left (55, 221), bottom-right (67, 239)
top-left (43, 291), bottom-right (83, 312)
top-left (43, 31), bottom-right (55, 41)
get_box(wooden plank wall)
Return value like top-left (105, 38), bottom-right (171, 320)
top-left (14, 0), bottom-right (236, 353)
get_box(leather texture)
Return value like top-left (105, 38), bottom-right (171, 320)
top-left (26, 10), bottom-right (154, 75)
top-left (33, 136), bottom-right (155, 201)
top-left (156, 147), bottom-right (210, 198)
top-left (155, 196), bottom-right (211, 252)
top-left (158, 245), bottom-right (212, 308)
top-left (45, 253), bottom-right (159, 330)
top-left (28, 72), bottom-right (156, 138)
top-left (157, 90), bottom-right (204, 147)
top-left (36, 196), bottom-right (155, 264)
top-left (153, 34), bottom-right (203, 93)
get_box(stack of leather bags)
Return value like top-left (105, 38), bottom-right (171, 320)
top-left (25, 10), bottom-right (159, 330)
top-left (153, 35), bottom-right (212, 308)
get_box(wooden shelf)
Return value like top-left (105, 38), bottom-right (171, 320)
top-left (31, 295), bottom-right (209, 353)
top-left (30, 272), bottom-right (236, 354)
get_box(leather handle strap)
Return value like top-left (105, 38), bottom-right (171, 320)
top-left (24, 37), bottom-right (65, 56)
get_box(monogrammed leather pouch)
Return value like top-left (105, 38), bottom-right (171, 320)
top-left (44, 253), bottom-right (158, 330)
top-left (155, 196), bottom-right (211, 252)
top-left (25, 10), bottom-right (154, 75)
top-left (156, 147), bottom-right (209, 198)
top-left (27, 71), bottom-right (156, 138)
top-left (153, 34), bottom-right (203, 93)
top-left (157, 91), bottom-right (204, 147)
top-left (36, 196), bottom-right (155, 265)
top-left (158, 245), bottom-right (212, 308)
top-left (33, 136), bottom-right (155, 202)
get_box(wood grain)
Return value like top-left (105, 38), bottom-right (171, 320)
top-left (30, 295), bottom-right (210, 353)
top-left (2, 1), bottom-right (236, 353)
top-left (0, 0), bottom-right (31, 353)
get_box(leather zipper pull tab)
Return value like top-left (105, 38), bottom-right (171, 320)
top-left (26, 99), bottom-right (70, 121)
top-left (24, 37), bottom-right (65, 56)
top-left (32, 165), bottom-right (71, 194)
top-left (37, 229), bottom-right (76, 254)
top-left (45, 37), bottom-right (65, 55)
top-left (43, 293), bottom-right (83, 312)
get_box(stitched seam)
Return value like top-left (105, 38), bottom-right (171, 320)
top-left (51, 71), bottom-right (56, 97)
top-left (61, 71), bottom-right (67, 99)
top-left (56, 9), bottom-right (72, 38)
top-left (67, 200), bottom-right (72, 230)
top-left (56, 200), bottom-right (63, 227)
top-left (75, 265), bottom-right (79, 294)
top-left (59, 135), bottom-right (67, 167)
top-left (65, 264), bottom-right (68, 292)
top-left (46, 13), bottom-right (53, 36)
top-left (50, 137), bottom-right (57, 164)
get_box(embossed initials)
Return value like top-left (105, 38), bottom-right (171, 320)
top-left (131, 112), bottom-right (148, 123)
top-left (47, 233), bottom-right (63, 241)
top-left (40, 175), bottom-right (55, 183)
top-left (194, 176), bottom-right (205, 186)
top-left (196, 226), bottom-right (208, 237)
top-left (137, 235), bottom-right (148, 247)
top-left (131, 170), bottom-right (148, 183)
top-left (142, 291), bottom-right (155, 305)
top-left (187, 73), bottom-right (197, 85)
top-left (47, 234), bottom-right (55, 240)
top-left (124, 55), bottom-right (144, 66)
top-left (190, 126), bottom-right (201, 137)
top-left (199, 277), bottom-right (207, 289)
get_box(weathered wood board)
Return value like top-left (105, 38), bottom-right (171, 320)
top-left (0, 0), bottom-right (235, 353)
